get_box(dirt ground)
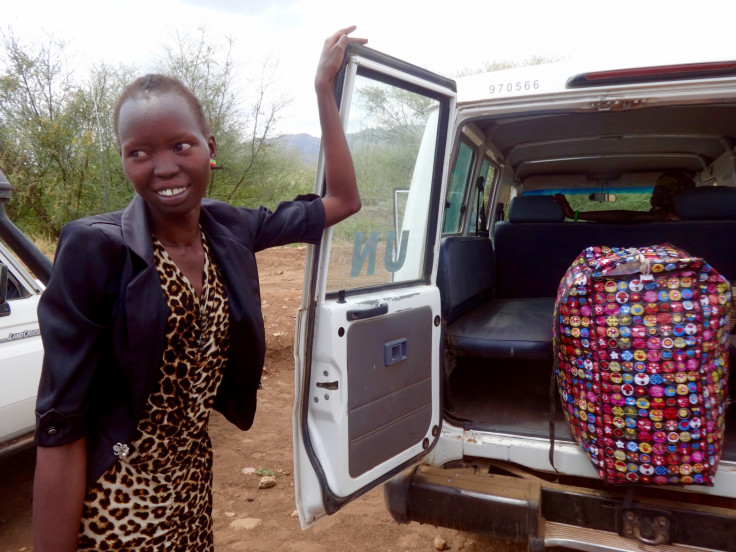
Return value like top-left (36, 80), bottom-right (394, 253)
top-left (0, 245), bottom-right (524, 552)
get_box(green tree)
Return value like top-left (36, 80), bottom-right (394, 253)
top-left (347, 81), bottom-right (434, 210)
top-left (0, 29), bottom-right (138, 237)
top-left (356, 85), bottom-right (434, 144)
top-left (0, 31), bottom-right (96, 235)
top-left (83, 62), bottom-right (139, 212)
top-left (0, 26), bottom-right (315, 239)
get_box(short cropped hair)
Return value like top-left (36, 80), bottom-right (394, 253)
top-left (113, 74), bottom-right (211, 142)
top-left (656, 170), bottom-right (694, 190)
top-left (651, 170), bottom-right (695, 212)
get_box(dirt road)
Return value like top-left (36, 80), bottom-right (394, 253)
top-left (0, 246), bottom-right (523, 552)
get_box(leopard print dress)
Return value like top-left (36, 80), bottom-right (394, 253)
top-left (78, 234), bottom-right (230, 551)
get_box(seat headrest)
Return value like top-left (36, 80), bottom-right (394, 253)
top-left (508, 195), bottom-right (565, 223)
top-left (675, 186), bottom-right (736, 220)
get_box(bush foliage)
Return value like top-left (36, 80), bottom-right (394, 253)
top-left (0, 28), bottom-right (315, 241)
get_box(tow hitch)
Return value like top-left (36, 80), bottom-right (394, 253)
top-left (620, 508), bottom-right (671, 546)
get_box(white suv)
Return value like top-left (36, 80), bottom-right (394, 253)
top-left (293, 46), bottom-right (736, 551)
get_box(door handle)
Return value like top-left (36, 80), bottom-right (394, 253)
top-left (346, 303), bottom-right (388, 321)
top-left (384, 338), bottom-right (408, 366)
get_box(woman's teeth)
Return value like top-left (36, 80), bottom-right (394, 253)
top-left (158, 187), bottom-right (186, 197)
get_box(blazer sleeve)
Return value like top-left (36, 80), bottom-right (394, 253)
top-left (201, 194), bottom-right (325, 253)
top-left (250, 194), bottom-right (326, 252)
top-left (35, 221), bottom-right (125, 447)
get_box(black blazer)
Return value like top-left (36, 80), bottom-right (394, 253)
top-left (35, 194), bottom-right (324, 483)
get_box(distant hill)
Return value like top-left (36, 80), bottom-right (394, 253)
top-left (275, 133), bottom-right (320, 165)
top-left (276, 127), bottom-right (420, 166)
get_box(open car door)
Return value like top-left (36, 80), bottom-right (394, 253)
top-left (293, 44), bottom-right (456, 528)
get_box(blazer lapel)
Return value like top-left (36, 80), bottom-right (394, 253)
top-left (199, 206), bottom-right (255, 326)
top-left (121, 195), bottom-right (154, 264)
top-left (119, 196), bottom-right (168, 415)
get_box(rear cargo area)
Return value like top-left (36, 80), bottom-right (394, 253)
top-left (444, 356), bottom-right (736, 463)
top-left (437, 93), bottom-right (736, 484)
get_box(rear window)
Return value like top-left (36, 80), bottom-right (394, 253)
top-left (525, 188), bottom-right (653, 213)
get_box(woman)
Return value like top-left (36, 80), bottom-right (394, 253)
top-left (32, 27), bottom-right (366, 552)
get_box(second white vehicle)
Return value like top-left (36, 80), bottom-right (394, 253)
top-left (0, 170), bottom-right (49, 456)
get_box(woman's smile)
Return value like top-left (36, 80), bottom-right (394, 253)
top-left (156, 185), bottom-right (189, 198)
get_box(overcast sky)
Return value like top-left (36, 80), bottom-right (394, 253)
top-left (5, 0), bottom-right (736, 135)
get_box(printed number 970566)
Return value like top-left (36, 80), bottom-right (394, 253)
top-left (489, 80), bottom-right (540, 94)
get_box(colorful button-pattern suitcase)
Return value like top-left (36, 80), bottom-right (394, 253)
top-left (554, 244), bottom-right (730, 485)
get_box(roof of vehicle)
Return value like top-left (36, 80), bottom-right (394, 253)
top-left (455, 59), bottom-right (736, 104)
top-left (455, 61), bottom-right (736, 185)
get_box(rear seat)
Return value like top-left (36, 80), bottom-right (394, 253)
top-left (439, 187), bottom-right (736, 363)
top-left (494, 187), bottom-right (736, 298)
top-left (439, 195), bottom-right (563, 360)
top-left (438, 238), bottom-right (555, 360)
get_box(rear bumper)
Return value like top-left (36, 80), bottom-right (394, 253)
top-left (384, 464), bottom-right (736, 552)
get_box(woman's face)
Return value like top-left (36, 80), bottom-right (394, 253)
top-left (117, 91), bottom-right (216, 225)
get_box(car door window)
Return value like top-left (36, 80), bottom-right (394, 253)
top-left (0, 261), bottom-right (26, 300)
top-left (326, 74), bottom-right (442, 293)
